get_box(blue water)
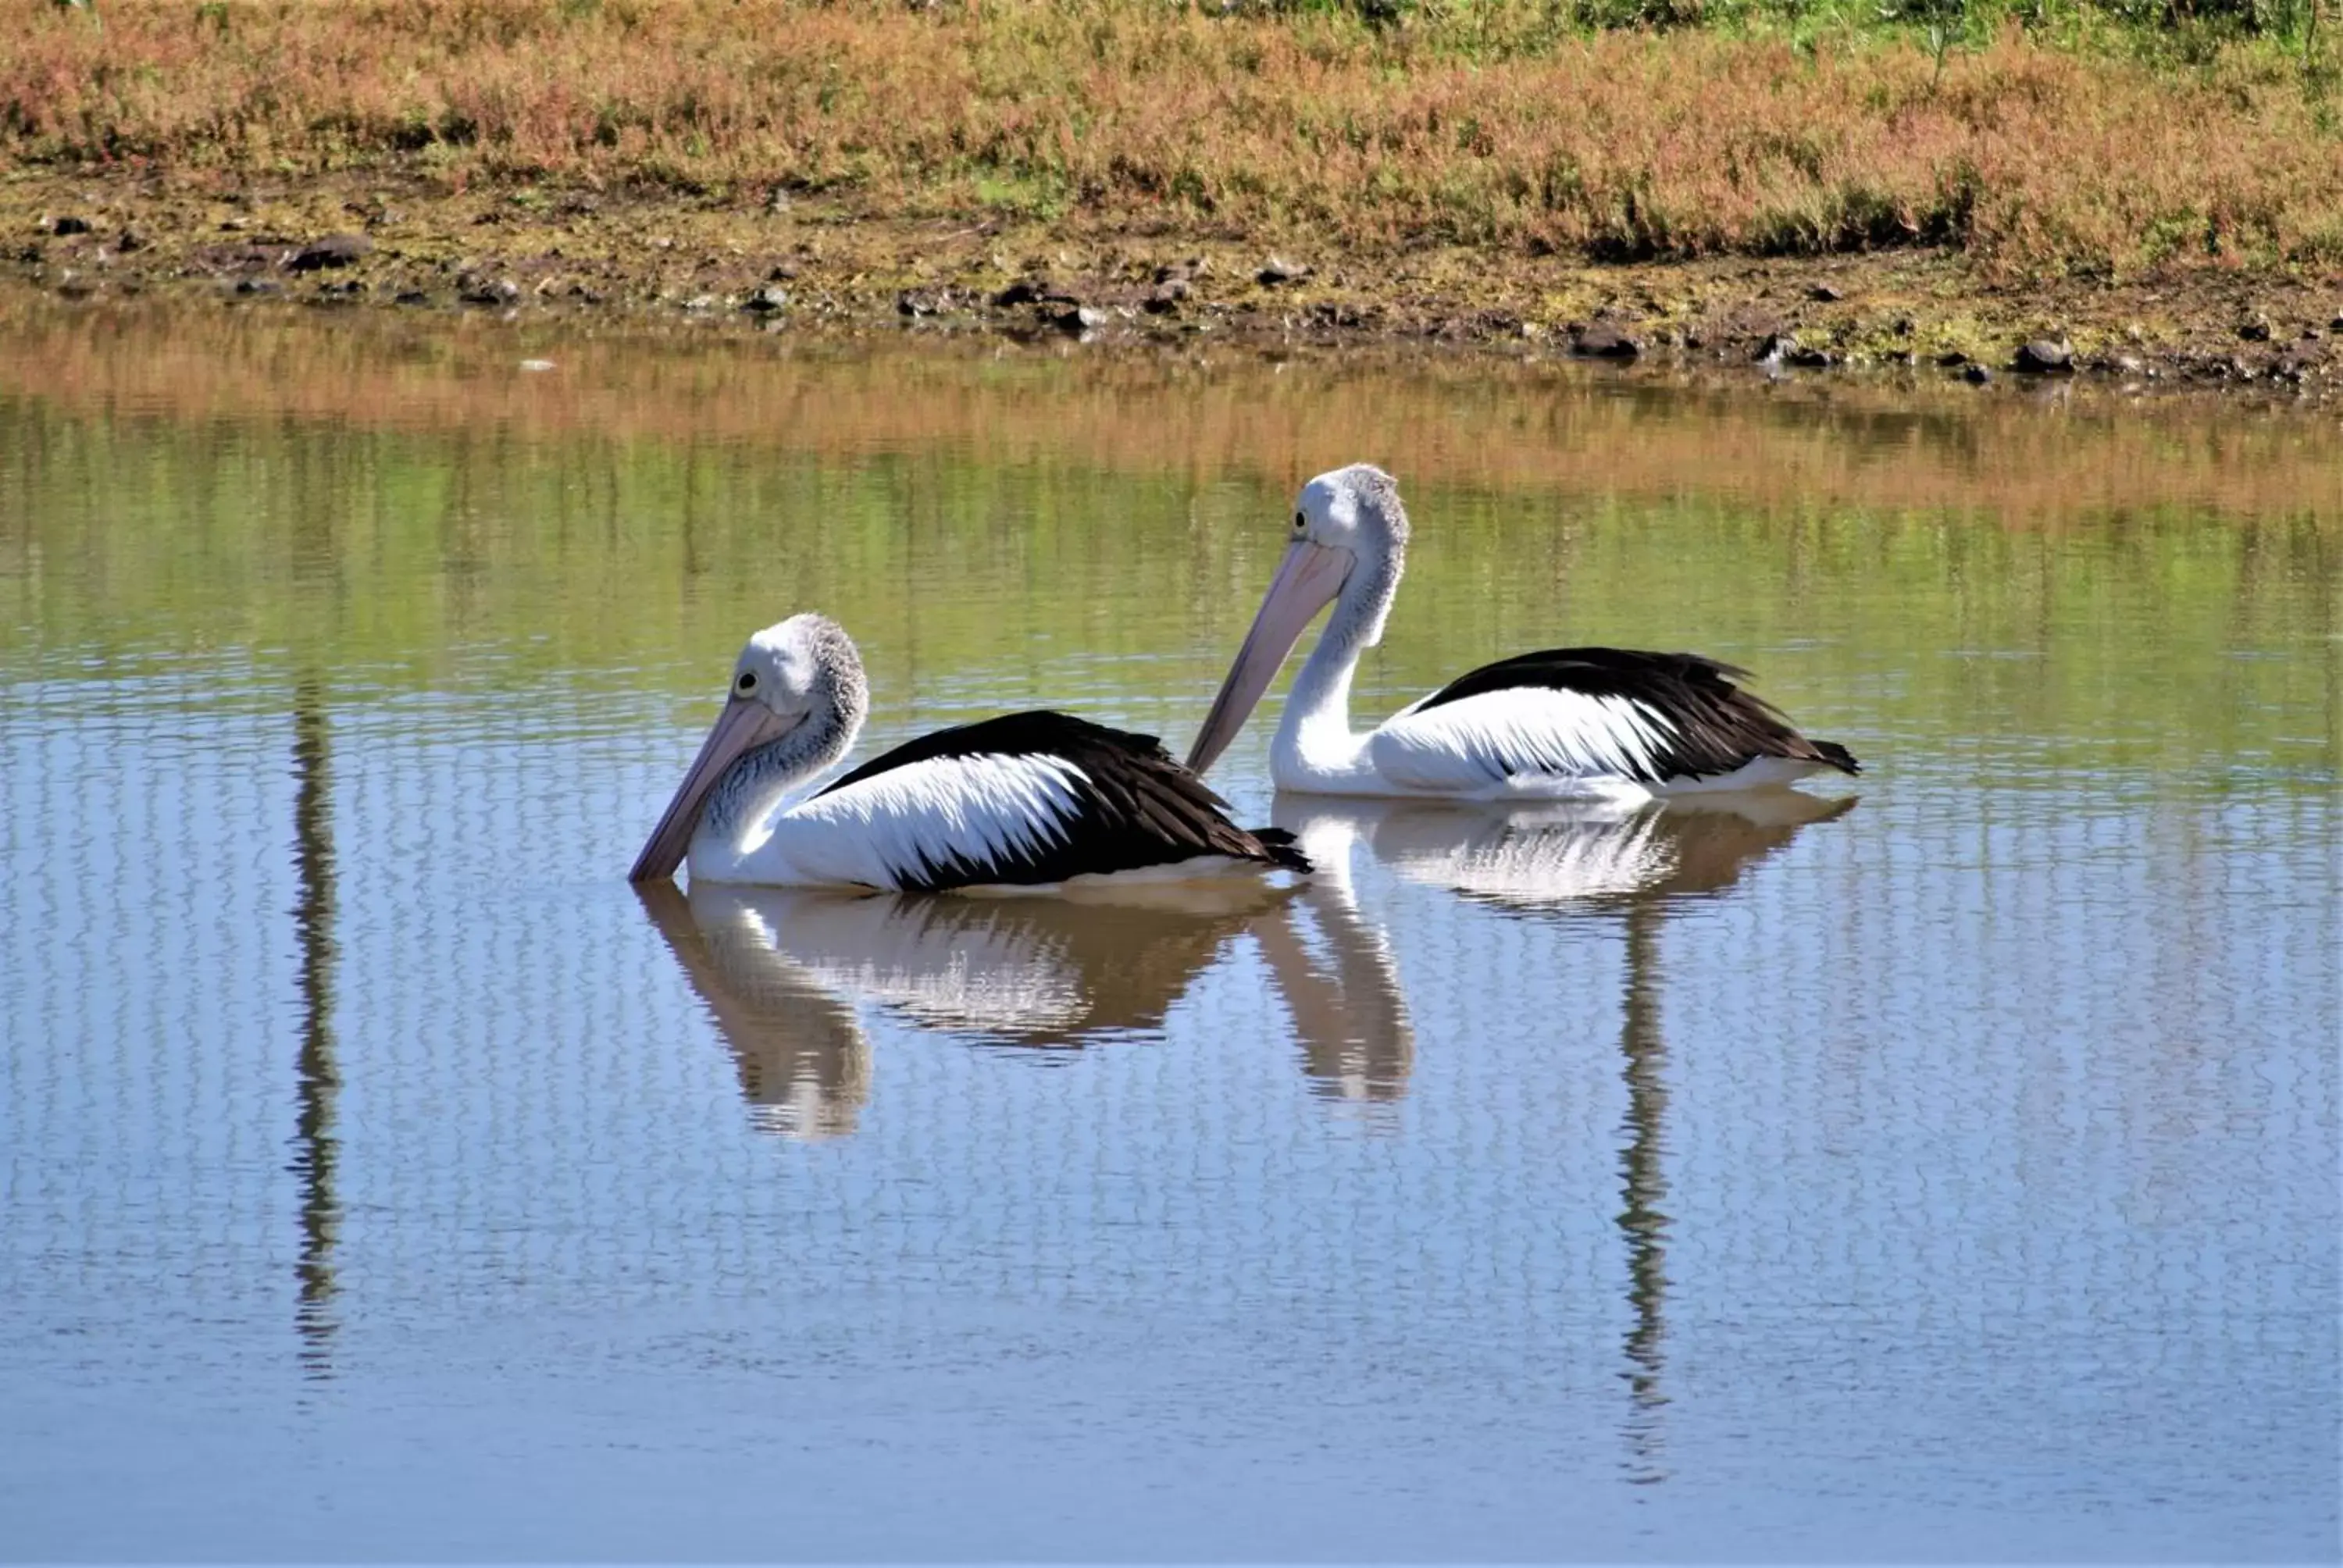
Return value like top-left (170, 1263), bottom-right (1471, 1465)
top-left (2, 321), bottom-right (2336, 1561)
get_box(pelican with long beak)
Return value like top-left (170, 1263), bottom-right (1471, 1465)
top-left (1186, 465), bottom-right (1860, 799)
top-left (631, 614), bottom-right (1308, 891)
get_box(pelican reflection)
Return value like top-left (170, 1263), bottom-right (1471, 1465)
top-left (1250, 811), bottom-right (1415, 1106)
top-left (1282, 789), bottom-right (1856, 914)
top-left (638, 877), bottom-right (1318, 1139)
top-left (1275, 789), bottom-right (1856, 1481)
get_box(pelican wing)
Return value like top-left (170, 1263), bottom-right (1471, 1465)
top-left (1371, 647), bottom-right (1858, 791)
top-left (791, 711), bottom-right (1309, 893)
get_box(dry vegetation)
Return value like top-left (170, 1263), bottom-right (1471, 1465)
top-left (7, 0), bottom-right (2343, 280)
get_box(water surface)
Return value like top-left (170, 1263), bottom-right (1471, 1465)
top-left (2, 305), bottom-right (2336, 1560)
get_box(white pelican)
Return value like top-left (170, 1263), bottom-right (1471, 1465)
top-left (1186, 464), bottom-right (1862, 798)
top-left (630, 614), bottom-right (1309, 891)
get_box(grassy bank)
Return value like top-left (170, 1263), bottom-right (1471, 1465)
top-left (8, 0), bottom-right (2343, 280)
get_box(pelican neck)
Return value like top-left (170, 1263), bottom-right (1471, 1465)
top-left (1273, 549), bottom-right (1401, 784)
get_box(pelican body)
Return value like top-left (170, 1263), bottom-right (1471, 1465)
top-left (631, 615), bottom-right (1308, 892)
top-left (1186, 465), bottom-right (1860, 800)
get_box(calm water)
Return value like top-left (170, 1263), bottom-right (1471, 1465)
top-left (2, 305), bottom-right (2337, 1561)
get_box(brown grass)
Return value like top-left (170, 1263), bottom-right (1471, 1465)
top-left (7, 0), bottom-right (2343, 280)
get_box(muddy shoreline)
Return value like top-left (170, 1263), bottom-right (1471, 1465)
top-left (9, 170), bottom-right (2342, 407)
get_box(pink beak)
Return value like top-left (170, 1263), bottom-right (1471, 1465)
top-left (629, 697), bottom-right (796, 882)
top-left (1185, 540), bottom-right (1353, 776)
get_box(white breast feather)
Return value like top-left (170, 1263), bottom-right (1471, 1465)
top-left (1373, 688), bottom-right (1679, 791)
top-left (768, 752), bottom-right (1090, 889)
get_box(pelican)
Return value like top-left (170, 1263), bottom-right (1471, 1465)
top-left (1186, 465), bottom-right (1862, 799)
top-left (631, 614), bottom-right (1309, 890)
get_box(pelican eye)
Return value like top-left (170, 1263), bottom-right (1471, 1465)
top-left (1293, 510), bottom-right (1306, 532)
top-left (736, 672), bottom-right (757, 693)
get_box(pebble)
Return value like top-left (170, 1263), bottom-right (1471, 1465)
top-left (1570, 322), bottom-right (1641, 359)
top-left (2011, 339), bottom-right (2073, 374)
top-left (990, 278), bottom-right (1047, 308)
top-left (742, 285), bottom-right (789, 314)
top-left (1963, 363), bottom-right (1992, 385)
top-left (1048, 304), bottom-right (1107, 334)
top-left (50, 215), bottom-right (92, 237)
top-left (287, 233), bottom-right (372, 272)
top-left (1809, 283), bottom-right (1845, 302)
top-left (1143, 278), bottom-right (1191, 315)
top-left (1257, 256), bottom-right (1311, 287)
top-left (462, 278), bottom-right (522, 306)
top-left (519, 359), bottom-right (556, 372)
top-left (2237, 316), bottom-right (2273, 342)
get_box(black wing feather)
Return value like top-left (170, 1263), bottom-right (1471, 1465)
top-left (817, 711), bottom-right (1310, 893)
top-left (1410, 646), bottom-right (1860, 783)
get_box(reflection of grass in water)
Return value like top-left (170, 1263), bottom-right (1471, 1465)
top-left (9, 298), bottom-right (2343, 530)
top-left (0, 307), bottom-right (2334, 789)
top-left (6, 0), bottom-right (2343, 277)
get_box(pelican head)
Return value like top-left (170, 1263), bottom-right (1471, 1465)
top-left (1186, 463), bottom-right (1410, 776)
top-left (629, 613), bottom-right (869, 882)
